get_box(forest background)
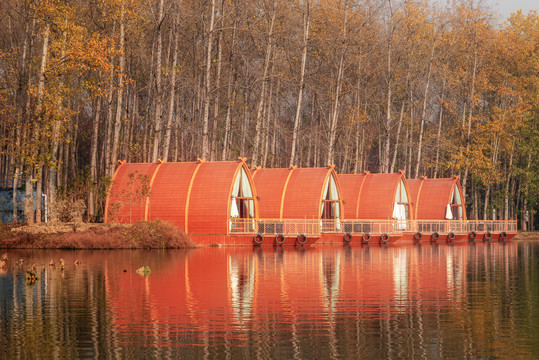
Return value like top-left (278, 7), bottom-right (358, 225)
top-left (0, 0), bottom-right (537, 229)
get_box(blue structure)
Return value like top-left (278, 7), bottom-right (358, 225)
top-left (0, 190), bottom-right (43, 223)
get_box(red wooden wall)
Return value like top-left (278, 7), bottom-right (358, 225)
top-left (147, 161), bottom-right (199, 230)
top-left (251, 168), bottom-right (291, 219)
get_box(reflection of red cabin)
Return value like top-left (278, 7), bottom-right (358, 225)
top-left (340, 246), bottom-right (405, 311)
top-left (103, 244), bottom-right (489, 350)
top-left (251, 166), bottom-right (344, 220)
top-left (106, 248), bottom-right (250, 337)
top-left (338, 171), bottom-right (412, 221)
top-left (105, 158), bottom-right (259, 245)
top-left (407, 176), bottom-right (466, 220)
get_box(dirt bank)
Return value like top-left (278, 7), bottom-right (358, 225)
top-left (512, 231), bottom-right (539, 241)
top-left (0, 220), bottom-right (198, 249)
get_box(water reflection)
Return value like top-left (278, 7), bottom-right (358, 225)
top-left (0, 242), bottom-right (538, 359)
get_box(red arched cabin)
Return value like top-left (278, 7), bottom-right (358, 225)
top-left (408, 176), bottom-right (472, 242)
top-left (105, 159), bottom-right (259, 245)
top-left (251, 166), bottom-right (343, 245)
top-left (337, 171), bottom-right (411, 244)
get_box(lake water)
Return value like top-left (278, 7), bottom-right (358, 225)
top-left (1, 240), bottom-right (538, 359)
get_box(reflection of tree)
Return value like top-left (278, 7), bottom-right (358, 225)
top-left (0, 253), bottom-right (119, 358)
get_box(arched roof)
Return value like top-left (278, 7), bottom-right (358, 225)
top-left (251, 166), bottom-right (343, 219)
top-left (407, 176), bottom-right (467, 220)
top-left (338, 171), bottom-right (412, 220)
top-left (105, 159), bottom-right (258, 235)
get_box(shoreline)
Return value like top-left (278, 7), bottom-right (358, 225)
top-left (0, 221), bottom-right (198, 249)
top-left (1, 222), bottom-right (536, 249)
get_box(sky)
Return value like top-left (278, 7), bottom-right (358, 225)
top-left (488, 0), bottom-right (537, 18)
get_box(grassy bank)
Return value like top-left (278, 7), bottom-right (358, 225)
top-left (0, 220), bottom-right (198, 249)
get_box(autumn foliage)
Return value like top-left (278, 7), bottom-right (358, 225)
top-left (0, 0), bottom-right (537, 229)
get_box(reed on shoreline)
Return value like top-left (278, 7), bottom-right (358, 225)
top-left (0, 220), bottom-right (198, 249)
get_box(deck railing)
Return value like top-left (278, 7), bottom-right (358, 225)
top-left (338, 220), bottom-right (406, 234)
top-left (463, 220), bottom-right (517, 233)
top-left (229, 218), bottom-right (518, 235)
top-left (230, 218), bottom-right (321, 235)
top-left (228, 218), bottom-right (257, 233)
top-left (414, 220), bottom-right (463, 233)
top-left (410, 220), bottom-right (517, 233)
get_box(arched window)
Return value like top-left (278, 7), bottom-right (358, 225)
top-left (321, 174), bottom-right (341, 220)
top-left (230, 168), bottom-right (255, 219)
top-left (393, 179), bottom-right (410, 220)
top-left (450, 185), bottom-right (463, 220)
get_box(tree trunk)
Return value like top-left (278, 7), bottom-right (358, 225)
top-left (472, 181), bottom-right (478, 220)
top-left (359, 125), bottom-right (366, 173)
top-left (522, 151), bottom-right (532, 230)
top-left (510, 173), bottom-right (517, 219)
top-left (25, 169), bottom-right (33, 225)
top-left (289, 1), bottom-right (310, 167)
top-left (127, 89), bottom-right (136, 162)
top-left (382, 40), bottom-right (392, 173)
top-left (352, 56), bottom-right (363, 174)
top-left (174, 123), bottom-right (180, 161)
top-left (390, 101), bottom-right (405, 173)
top-left (433, 78), bottom-right (446, 178)
top-left (151, 0), bottom-right (165, 162)
top-left (462, 45), bottom-right (478, 197)
top-left (483, 185), bottom-right (490, 220)
top-left (353, 121), bottom-right (360, 173)
top-left (26, 22), bottom-right (50, 224)
top-left (270, 107), bottom-right (278, 167)
top-left (88, 97), bottom-right (102, 220)
top-left (483, 136), bottom-right (500, 219)
top-left (201, 0), bottom-right (216, 159)
top-left (13, 15), bottom-right (34, 222)
top-left (221, 21), bottom-right (237, 161)
top-left (163, 14), bottom-right (179, 162)
top-left (327, 6), bottom-right (348, 166)
top-left (251, 0), bottom-right (277, 167)
top-left (414, 37), bottom-right (436, 178)
top-left (35, 167), bottom-right (42, 223)
top-left (110, 2), bottom-right (125, 176)
top-left (103, 65), bottom-right (115, 177)
top-left (222, 73), bottom-right (236, 161)
top-left (262, 61), bottom-right (276, 168)
top-left (47, 26), bottom-right (69, 216)
top-left (504, 143), bottom-right (514, 220)
top-left (12, 166), bottom-right (20, 222)
top-left (240, 88), bottom-right (249, 156)
top-left (211, 27), bottom-right (223, 161)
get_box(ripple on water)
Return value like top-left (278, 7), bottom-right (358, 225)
top-left (0, 242), bottom-right (538, 359)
